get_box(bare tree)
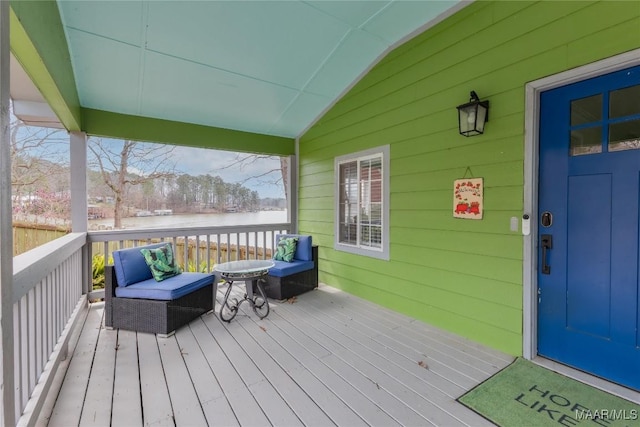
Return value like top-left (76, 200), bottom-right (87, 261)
top-left (88, 138), bottom-right (176, 228)
top-left (9, 105), bottom-right (71, 225)
top-left (217, 154), bottom-right (288, 200)
top-left (10, 112), bottom-right (68, 199)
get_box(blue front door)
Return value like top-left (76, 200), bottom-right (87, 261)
top-left (538, 65), bottom-right (640, 391)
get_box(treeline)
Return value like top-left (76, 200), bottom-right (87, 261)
top-left (15, 163), bottom-right (269, 220)
top-left (89, 171), bottom-right (263, 214)
top-left (166, 174), bottom-right (259, 212)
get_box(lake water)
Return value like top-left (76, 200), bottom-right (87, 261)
top-left (89, 210), bottom-right (288, 230)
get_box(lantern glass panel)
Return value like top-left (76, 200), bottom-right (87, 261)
top-left (475, 104), bottom-right (488, 133)
top-left (458, 105), bottom-right (479, 135)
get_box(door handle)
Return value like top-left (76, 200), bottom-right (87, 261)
top-left (541, 234), bottom-right (553, 275)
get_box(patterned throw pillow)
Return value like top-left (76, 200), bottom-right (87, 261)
top-left (140, 243), bottom-right (182, 282)
top-left (273, 237), bottom-right (298, 262)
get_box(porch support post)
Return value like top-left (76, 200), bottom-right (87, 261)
top-left (70, 131), bottom-right (87, 233)
top-left (0, 1), bottom-right (16, 425)
top-left (70, 131), bottom-right (90, 295)
top-left (287, 139), bottom-right (299, 233)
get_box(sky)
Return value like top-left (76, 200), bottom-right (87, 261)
top-left (93, 139), bottom-right (287, 199)
top-left (12, 111), bottom-right (286, 199)
top-left (171, 145), bottom-right (285, 199)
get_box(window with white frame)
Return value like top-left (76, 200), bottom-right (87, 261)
top-left (334, 145), bottom-right (389, 260)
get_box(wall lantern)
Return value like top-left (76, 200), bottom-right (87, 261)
top-left (457, 91), bottom-right (489, 136)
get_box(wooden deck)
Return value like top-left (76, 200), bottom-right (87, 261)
top-left (40, 283), bottom-right (514, 426)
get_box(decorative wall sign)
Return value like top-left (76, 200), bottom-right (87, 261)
top-left (453, 177), bottom-right (483, 219)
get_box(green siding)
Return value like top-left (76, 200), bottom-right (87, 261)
top-left (82, 109), bottom-right (294, 156)
top-left (298, 0), bottom-right (640, 355)
top-left (10, 1), bottom-right (81, 130)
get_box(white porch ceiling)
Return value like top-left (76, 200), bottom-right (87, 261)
top-left (37, 0), bottom-right (463, 138)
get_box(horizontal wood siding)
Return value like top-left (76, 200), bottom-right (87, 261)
top-left (297, 0), bottom-right (640, 355)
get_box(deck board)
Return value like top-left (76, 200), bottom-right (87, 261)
top-left (44, 284), bottom-right (514, 426)
top-left (111, 330), bottom-right (143, 427)
top-left (191, 316), bottom-right (270, 427)
top-left (47, 306), bottom-right (102, 427)
top-left (174, 323), bottom-right (237, 426)
top-left (157, 336), bottom-right (208, 426)
top-left (137, 333), bottom-right (174, 426)
top-left (212, 315), bottom-right (318, 426)
top-left (236, 317), bottom-right (338, 427)
top-left (78, 321), bottom-right (116, 426)
top-left (305, 289), bottom-right (502, 377)
top-left (287, 292), bottom-right (485, 408)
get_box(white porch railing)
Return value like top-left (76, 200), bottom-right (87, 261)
top-left (11, 222), bottom-right (291, 426)
top-left (12, 232), bottom-right (87, 426)
top-left (87, 222), bottom-right (291, 299)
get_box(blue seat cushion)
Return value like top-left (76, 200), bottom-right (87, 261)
top-left (275, 234), bottom-right (312, 262)
top-left (268, 260), bottom-right (314, 278)
top-left (115, 272), bottom-right (214, 300)
top-left (113, 243), bottom-right (167, 287)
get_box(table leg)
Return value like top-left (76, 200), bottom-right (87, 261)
top-left (219, 280), bottom-right (239, 322)
top-left (250, 277), bottom-right (270, 319)
top-left (245, 279), bottom-right (254, 300)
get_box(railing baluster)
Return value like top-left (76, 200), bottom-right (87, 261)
top-left (14, 302), bottom-right (21, 421)
top-left (216, 234), bottom-right (221, 264)
top-left (28, 288), bottom-right (36, 398)
top-left (102, 242), bottom-right (108, 265)
top-left (35, 283), bottom-right (42, 381)
top-left (196, 235), bottom-right (201, 271)
top-left (20, 295), bottom-right (29, 414)
top-left (206, 235), bottom-right (211, 272)
top-left (183, 236), bottom-right (189, 270)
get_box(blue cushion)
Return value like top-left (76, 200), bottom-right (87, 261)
top-left (115, 272), bottom-right (215, 300)
top-left (268, 260), bottom-right (314, 278)
top-left (113, 243), bottom-right (168, 287)
top-left (275, 234), bottom-right (312, 261)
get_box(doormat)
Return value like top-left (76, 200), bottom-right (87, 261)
top-left (458, 358), bottom-right (639, 426)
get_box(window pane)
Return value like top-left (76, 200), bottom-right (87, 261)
top-left (358, 156), bottom-right (382, 248)
top-left (334, 146), bottom-right (387, 259)
top-left (339, 162), bottom-right (357, 215)
top-left (370, 202), bottom-right (382, 224)
top-left (360, 224), bottom-right (371, 247)
top-left (370, 226), bottom-right (382, 248)
top-left (609, 119), bottom-right (640, 152)
top-left (571, 94), bottom-right (602, 126)
top-left (339, 218), bottom-right (357, 245)
top-left (610, 85), bottom-right (640, 118)
top-left (570, 126), bottom-right (602, 156)
top-left (339, 162), bottom-right (357, 244)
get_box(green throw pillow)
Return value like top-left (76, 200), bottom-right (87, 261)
top-left (140, 243), bottom-right (182, 282)
top-left (274, 237), bottom-right (298, 262)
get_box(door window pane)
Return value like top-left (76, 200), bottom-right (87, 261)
top-left (610, 85), bottom-right (640, 118)
top-left (571, 94), bottom-right (602, 126)
top-left (609, 119), bottom-right (640, 152)
top-left (571, 126), bottom-right (602, 156)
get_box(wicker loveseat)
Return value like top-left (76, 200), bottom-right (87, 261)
top-left (104, 242), bottom-right (218, 336)
top-left (263, 234), bottom-right (318, 300)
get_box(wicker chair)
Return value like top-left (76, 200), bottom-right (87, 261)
top-left (263, 234), bottom-right (318, 300)
top-left (104, 243), bottom-right (217, 336)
